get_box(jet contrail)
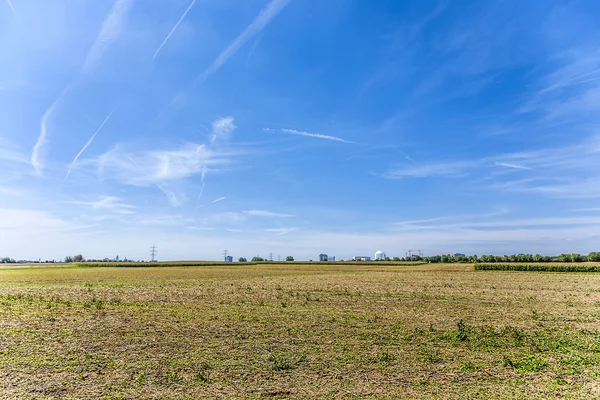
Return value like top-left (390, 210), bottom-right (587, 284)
top-left (193, 0), bottom-right (291, 85)
top-left (32, 85), bottom-right (71, 174)
top-left (212, 196), bottom-right (225, 203)
top-left (5, 0), bottom-right (22, 25)
top-left (152, 0), bottom-right (197, 60)
top-left (82, 0), bottom-right (134, 74)
top-left (65, 106), bottom-right (118, 182)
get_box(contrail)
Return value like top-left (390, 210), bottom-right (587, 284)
top-left (196, 165), bottom-right (208, 202)
top-left (65, 106), bottom-right (118, 182)
top-left (32, 85), bottom-right (71, 174)
top-left (264, 127), bottom-right (355, 144)
top-left (83, 0), bottom-right (134, 74)
top-left (154, 0), bottom-right (291, 125)
top-left (124, 154), bottom-right (181, 207)
top-left (193, 0), bottom-right (291, 85)
top-left (5, 0), bottom-right (22, 25)
top-left (152, 0), bottom-right (196, 60)
top-left (212, 196), bottom-right (225, 203)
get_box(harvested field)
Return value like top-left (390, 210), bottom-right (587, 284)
top-left (1, 263), bottom-right (599, 399)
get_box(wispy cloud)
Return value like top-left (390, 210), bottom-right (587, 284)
top-left (265, 227), bottom-right (299, 235)
top-left (66, 195), bottom-right (136, 215)
top-left (395, 215), bottom-right (600, 231)
top-left (156, 184), bottom-right (182, 207)
top-left (152, 0), bottom-right (197, 60)
top-left (264, 128), bottom-right (355, 144)
top-left (212, 197), bottom-right (226, 204)
top-left (211, 117), bottom-right (236, 144)
top-left (0, 185), bottom-right (26, 197)
top-left (85, 143), bottom-right (231, 186)
top-left (494, 162), bottom-right (531, 170)
top-left (82, 0), bottom-right (134, 73)
top-left (383, 134), bottom-right (599, 184)
top-left (5, 0), bottom-right (22, 25)
top-left (31, 0), bottom-right (132, 174)
top-left (243, 210), bottom-right (295, 218)
top-left (65, 106), bottom-right (118, 182)
top-left (0, 138), bottom-right (28, 164)
top-left (32, 85), bottom-right (71, 174)
top-left (193, 0), bottom-right (291, 85)
top-left (383, 160), bottom-right (478, 178)
top-left (226, 228), bottom-right (242, 233)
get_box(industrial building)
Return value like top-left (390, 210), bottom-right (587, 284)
top-left (319, 254), bottom-right (328, 261)
top-left (375, 250), bottom-right (386, 260)
top-left (224, 256), bottom-right (233, 262)
top-left (352, 256), bottom-right (371, 261)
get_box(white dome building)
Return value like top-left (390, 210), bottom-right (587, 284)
top-left (375, 250), bottom-right (386, 260)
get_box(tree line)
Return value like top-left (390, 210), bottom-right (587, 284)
top-left (3, 252), bottom-right (599, 264)
top-left (421, 252), bottom-right (600, 263)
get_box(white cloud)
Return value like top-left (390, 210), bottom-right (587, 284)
top-left (193, 0), bottom-right (291, 85)
top-left (32, 85), bottom-right (70, 174)
top-left (82, 0), bottom-right (134, 73)
top-left (0, 186), bottom-right (26, 197)
top-left (66, 196), bottom-right (136, 215)
top-left (211, 117), bottom-right (236, 144)
top-left (0, 209), bottom-right (61, 230)
top-left (265, 227), bottom-right (299, 235)
top-left (243, 210), bottom-right (295, 218)
top-left (0, 138), bottom-right (28, 164)
top-left (494, 162), bottom-right (531, 170)
top-left (383, 134), bottom-right (600, 200)
top-left (264, 128), bottom-right (355, 144)
top-left (83, 143), bottom-right (231, 186)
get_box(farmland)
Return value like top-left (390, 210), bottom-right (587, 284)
top-left (1, 263), bottom-right (599, 399)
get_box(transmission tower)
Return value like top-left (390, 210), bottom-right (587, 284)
top-left (269, 252), bottom-right (273, 261)
top-left (223, 249), bottom-right (228, 261)
top-left (150, 245), bottom-right (157, 262)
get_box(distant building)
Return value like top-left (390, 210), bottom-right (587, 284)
top-left (225, 256), bottom-right (233, 262)
top-left (115, 255), bottom-right (119, 262)
top-left (353, 256), bottom-right (371, 261)
top-left (375, 250), bottom-right (386, 260)
top-left (319, 254), bottom-right (328, 261)
top-left (454, 253), bottom-right (466, 257)
top-left (329, 256), bottom-right (336, 262)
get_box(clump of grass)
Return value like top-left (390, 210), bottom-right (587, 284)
top-left (268, 353), bottom-right (305, 372)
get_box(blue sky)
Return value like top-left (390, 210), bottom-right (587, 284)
top-left (1, 0), bottom-right (600, 261)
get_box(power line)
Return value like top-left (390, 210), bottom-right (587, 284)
top-left (150, 244), bottom-right (158, 262)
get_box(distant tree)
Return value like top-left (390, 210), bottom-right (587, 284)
top-left (251, 256), bottom-right (264, 262)
top-left (64, 256), bottom-right (74, 263)
top-left (286, 256), bottom-right (294, 262)
top-left (588, 252), bottom-right (600, 262)
top-left (570, 253), bottom-right (583, 262)
top-left (238, 257), bottom-right (247, 262)
top-left (1, 257), bottom-right (16, 263)
top-left (385, 257), bottom-right (391, 261)
top-left (73, 254), bottom-right (85, 262)
top-left (392, 257), bottom-right (401, 261)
